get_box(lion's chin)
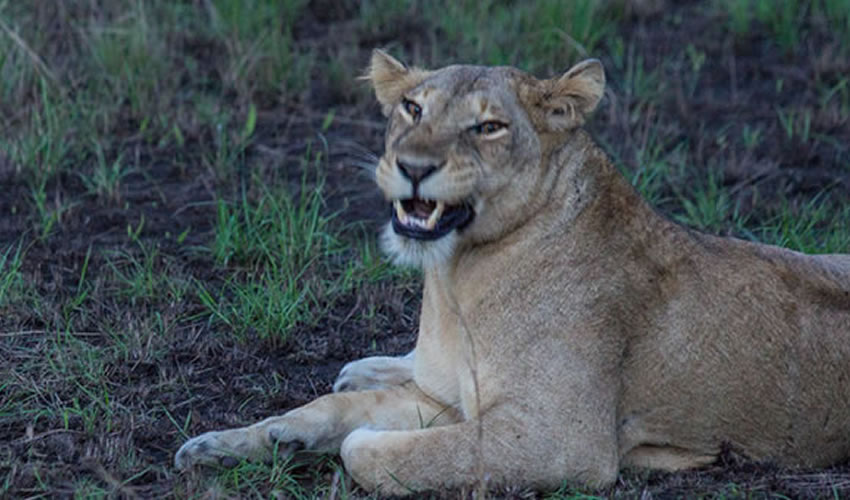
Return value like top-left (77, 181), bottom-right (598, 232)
top-left (380, 223), bottom-right (458, 269)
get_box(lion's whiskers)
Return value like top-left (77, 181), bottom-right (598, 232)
top-left (333, 141), bottom-right (380, 179)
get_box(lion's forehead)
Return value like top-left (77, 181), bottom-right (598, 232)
top-left (411, 66), bottom-right (522, 118)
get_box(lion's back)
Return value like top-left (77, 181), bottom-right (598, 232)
top-left (619, 231), bottom-right (850, 468)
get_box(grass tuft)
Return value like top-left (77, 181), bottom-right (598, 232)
top-left (422, 0), bottom-right (619, 72)
top-left (0, 242), bottom-right (26, 308)
top-left (756, 197), bottom-right (850, 253)
top-left (208, 0), bottom-right (313, 101)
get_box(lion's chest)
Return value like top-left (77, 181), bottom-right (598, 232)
top-left (411, 252), bottom-right (532, 417)
top-left (412, 270), bottom-right (485, 416)
top-left (413, 284), bottom-right (465, 409)
top-left (414, 321), bottom-right (463, 406)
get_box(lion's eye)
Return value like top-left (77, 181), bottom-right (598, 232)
top-left (402, 99), bottom-right (422, 121)
top-left (471, 121), bottom-right (508, 136)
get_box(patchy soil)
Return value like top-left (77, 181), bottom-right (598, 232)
top-left (2, 0), bottom-right (849, 498)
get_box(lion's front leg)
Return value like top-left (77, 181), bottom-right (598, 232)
top-left (333, 349), bottom-right (415, 392)
top-left (174, 382), bottom-right (456, 470)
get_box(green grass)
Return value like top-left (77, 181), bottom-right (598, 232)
top-left (677, 179), bottom-right (850, 254)
top-left (719, 0), bottom-right (850, 53)
top-left (106, 243), bottom-right (188, 306)
top-left (199, 158), bottom-right (414, 345)
top-left (741, 124), bottom-right (765, 151)
top-left (198, 150), bottom-right (339, 342)
top-left (9, 333), bottom-right (114, 436)
top-left (545, 483), bottom-right (605, 500)
top-left (0, 0), bottom-right (309, 197)
top-left (209, 177), bottom-right (331, 270)
top-left (83, 1), bottom-right (171, 124)
top-left (6, 78), bottom-right (75, 187)
top-left (776, 106), bottom-right (813, 143)
top-left (432, 0), bottom-right (616, 70)
top-left (80, 141), bottom-right (134, 204)
top-left (208, 0), bottom-right (312, 101)
top-left (355, 0), bottom-right (620, 72)
top-left (0, 242), bottom-right (25, 308)
top-left (190, 454), bottom-right (349, 499)
top-left (755, 197), bottom-right (850, 253)
top-left (819, 0), bottom-right (850, 48)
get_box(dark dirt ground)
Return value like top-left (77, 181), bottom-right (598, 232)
top-left (2, 0), bottom-right (850, 498)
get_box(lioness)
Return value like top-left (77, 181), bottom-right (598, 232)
top-left (175, 50), bottom-right (850, 495)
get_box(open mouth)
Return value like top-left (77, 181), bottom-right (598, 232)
top-left (391, 198), bottom-right (474, 240)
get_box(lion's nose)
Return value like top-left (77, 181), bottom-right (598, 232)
top-left (396, 160), bottom-right (439, 187)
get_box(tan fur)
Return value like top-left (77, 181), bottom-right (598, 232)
top-left (175, 51), bottom-right (850, 495)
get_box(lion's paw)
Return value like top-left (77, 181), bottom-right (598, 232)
top-left (333, 354), bottom-right (414, 392)
top-left (174, 430), bottom-right (248, 470)
top-left (175, 425), bottom-right (311, 471)
top-left (341, 428), bottom-right (419, 496)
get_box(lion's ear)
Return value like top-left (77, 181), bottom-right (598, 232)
top-left (362, 49), bottom-right (430, 116)
top-left (540, 59), bottom-right (606, 131)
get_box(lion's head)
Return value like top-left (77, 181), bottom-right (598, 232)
top-left (366, 50), bottom-right (605, 268)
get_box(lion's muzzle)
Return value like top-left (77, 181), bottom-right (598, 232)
top-left (391, 198), bottom-right (474, 240)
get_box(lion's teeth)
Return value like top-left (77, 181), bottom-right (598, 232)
top-left (394, 200), bottom-right (408, 224)
top-left (425, 201), bottom-right (445, 230)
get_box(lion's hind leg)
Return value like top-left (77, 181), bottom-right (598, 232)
top-left (340, 412), bottom-right (619, 496)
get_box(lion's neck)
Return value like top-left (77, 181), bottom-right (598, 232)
top-left (460, 129), bottom-right (647, 256)
top-left (417, 132), bottom-right (673, 387)
top-left (428, 128), bottom-right (665, 291)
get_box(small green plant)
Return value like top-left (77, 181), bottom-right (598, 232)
top-left (621, 44), bottom-right (665, 109)
top-left (764, 0), bottom-right (801, 52)
top-left (818, 77), bottom-right (849, 125)
top-left (8, 78), bottom-right (75, 187)
top-left (198, 268), bottom-right (314, 344)
top-left (106, 243), bottom-right (183, 305)
top-left (71, 478), bottom-right (109, 499)
top-left (630, 135), bottom-right (678, 206)
top-left (199, 102), bottom-right (257, 180)
top-left (741, 124), bottom-right (764, 151)
top-left (211, 178), bottom-right (333, 269)
top-left (683, 44), bottom-right (706, 98)
top-left (29, 185), bottom-right (55, 240)
top-left (29, 183), bottom-right (76, 241)
top-left (675, 168), bottom-right (742, 234)
top-left (61, 246), bottom-right (92, 323)
top-left (0, 242), bottom-right (26, 308)
top-left (776, 106), bottom-right (812, 143)
top-left (206, 452), bottom-right (335, 499)
top-left (80, 141), bottom-right (133, 204)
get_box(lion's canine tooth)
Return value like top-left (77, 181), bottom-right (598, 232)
top-left (394, 200), bottom-right (408, 224)
top-left (425, 201), bottom-right (445, 230)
